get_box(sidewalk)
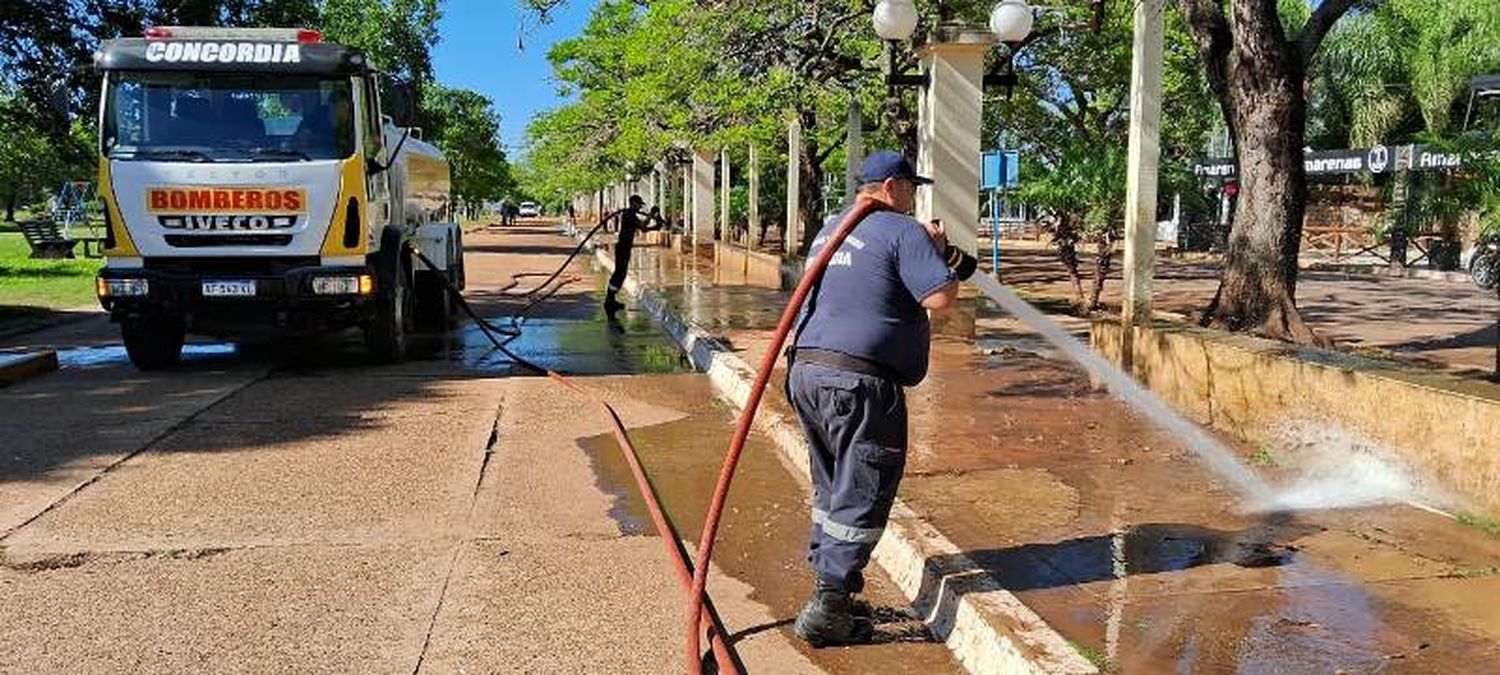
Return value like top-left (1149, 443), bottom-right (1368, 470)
top-left (991, 241), bottom-right (1498, 375)
top-left (603, 237), bottom-right (1500, 673)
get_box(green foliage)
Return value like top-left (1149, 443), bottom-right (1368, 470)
top-left (517, 0), bottom-right (887, 238)
top-left (1313, 0), bottom-right (1500, 146)
top-left (420, 84), bottom-right (515, 213)
top-left (1457, 512), bottom-right (1500, 538)
top-left (0, 89), bottom-right (95, 217)
top-left (994, 1), bottom-right (1214, 239)
top-left (321, 0), bottom-right (442, 86)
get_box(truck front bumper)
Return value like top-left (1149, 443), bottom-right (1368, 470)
top-left (98, 263), bottom-right (379, 337)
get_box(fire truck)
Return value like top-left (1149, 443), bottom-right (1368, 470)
top-left (92, 27), bottom-right (463, 368)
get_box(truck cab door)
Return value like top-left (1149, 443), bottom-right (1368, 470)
top-left (359, 76), bottom-right (391, 246)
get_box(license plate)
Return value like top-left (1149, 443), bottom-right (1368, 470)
top-left (202, 280), bottom-right (257, 297)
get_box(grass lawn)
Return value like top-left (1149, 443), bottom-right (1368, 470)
top-left (0, 230), bottom-right (103, 333)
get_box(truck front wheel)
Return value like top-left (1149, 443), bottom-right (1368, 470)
top-left (364, 256), bottom-right (411, 363)
top-left (122, 316), bottom-right (185, 371)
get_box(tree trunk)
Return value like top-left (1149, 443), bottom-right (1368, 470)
top-left (1388, 228), bottom-right (1409, 272)
top-left (1186, 2), bottom-right (1324, 345)
top-left (1053, 214), bottom-right (1086, 309)
top-left (1388, 170), bottom-right (1412, 272)
top-left (4, 193), bottom-right (15, 222)
top-left (797, 108), bottom-right (824, 256)
top-left (1178, 0), bottom-right (1362, 346)
top-left (1086, 233), bottom-right (1116, 314)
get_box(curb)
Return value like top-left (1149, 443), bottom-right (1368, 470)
top-left (0, 351), bottom-right (59, 387)
top-left (1301, 262), bottom-right (1474, 284)
top-left (591, 244), bottom-right (1096, 675)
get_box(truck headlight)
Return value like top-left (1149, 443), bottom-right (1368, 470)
top-left (98, 277), bottom-right (149, 297)
top-left (313, 274), bottom-right (374, 296)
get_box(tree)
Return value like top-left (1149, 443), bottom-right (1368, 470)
top-left (0, 88), bottom-right (94, 221)
top-left (1176, 0), bottom-right (1372, 344)
top-left (321, 0), bottom-right (441, 88)
top-left (421, 84), bottom-right (515, 218)
top-left (991, 1), bottom-right (1213, 313)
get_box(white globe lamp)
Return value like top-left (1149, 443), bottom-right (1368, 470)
top-left (873, 0), bottom-right (920, 41)
top-left (989, 0), bottom-right (1034, 43)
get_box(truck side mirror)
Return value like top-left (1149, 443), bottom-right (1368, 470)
top-left (387, 81), bottom-right (418, 127)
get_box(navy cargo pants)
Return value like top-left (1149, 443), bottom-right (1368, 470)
top-left (787, 361), bottom-right (908, 592)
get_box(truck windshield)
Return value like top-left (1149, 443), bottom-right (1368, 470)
top-left (103, 71), bottom-right (355, 162)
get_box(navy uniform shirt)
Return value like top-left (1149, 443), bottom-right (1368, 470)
top-left (793, 207), bottom-right (955, 386)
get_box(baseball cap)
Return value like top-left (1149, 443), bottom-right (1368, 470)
top-left (859, 151), bottom-right (932, 185)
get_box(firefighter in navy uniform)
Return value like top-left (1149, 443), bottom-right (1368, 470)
top-left (787, 151), bottom-right (977, 646)
top-left (603, 194), bottom-right (666, 318)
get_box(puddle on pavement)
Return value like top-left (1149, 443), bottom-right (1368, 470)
top-left (410, 311), bottom-right (690, 376)
top-left (604, 241), bottom-right (1500, 672)
top-left (57, 342), bottom-right (240, 369)
top-left (899, 345), bottom-right (1500, 674)
top-left (574, 376), bottom-right (959, 674)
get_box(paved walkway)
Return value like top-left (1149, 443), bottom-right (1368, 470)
top-left (992, 240), bottom-right (1499, 375)
top-left (0, 222), bottom-right (959, 673)
top-left (609, 237), bottom-right (1500, 674)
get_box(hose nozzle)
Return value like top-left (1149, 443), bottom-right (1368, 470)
top-left (945, 245), bottom-right (979, 281)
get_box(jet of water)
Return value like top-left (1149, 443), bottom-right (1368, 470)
top-left (970, 275), bottom-right (1275, 505)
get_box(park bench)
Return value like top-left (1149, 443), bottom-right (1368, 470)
top-left (18, 219), bottom-right (107, 259)
top-left (19, 220), bottom-right (79, 259)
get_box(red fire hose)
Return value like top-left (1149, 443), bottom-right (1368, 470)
top-left (684, 194), bottom-right (885, 672)
top-left (420, 196), bottom-right (881, 671)
top-left (413, 221), bottom-right (746, 673)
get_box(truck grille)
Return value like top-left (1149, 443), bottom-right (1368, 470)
top-left (165, 234), bottom-right (294, 248)
top-left (144, 256), bottom-right (321, 275)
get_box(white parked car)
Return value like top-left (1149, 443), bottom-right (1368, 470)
top-left (518, 202), bottom-right (540, 218)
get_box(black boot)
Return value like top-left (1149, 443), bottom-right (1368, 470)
top-left (603, 293), bottom-right (625, 317)
top-left (793, 581), bottom-right (874, 647)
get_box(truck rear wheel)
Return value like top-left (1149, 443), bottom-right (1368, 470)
top-left (122, 317), bottom-right (185, 371)
top-left (364, 256), bottom-right (412, 363)
top-left (414, 272), bottom-right (452, 331)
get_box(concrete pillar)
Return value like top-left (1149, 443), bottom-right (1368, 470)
top-left (915, 25), bottom-right (997, 254)
top-left (720, 148), bottom-right (732, 243)
top-left (845, 94), bottom-right (864, 202)
top-left (692, 149), bottom-right (715, 246)
top-left (785, 116), bottom-right (803, 255)
top-left (1121, 0), bottom-right (1164, 330)
top-left (682, 164), bottom-right (692, 236)
top-left (748, 144), bottom-right (762, 248)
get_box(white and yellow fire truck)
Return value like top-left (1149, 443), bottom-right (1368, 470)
top-left (92, 26), bottom-right (463, 369)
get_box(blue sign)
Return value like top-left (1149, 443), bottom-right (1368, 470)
top-left (981, 151), bottom-right (1021, 189)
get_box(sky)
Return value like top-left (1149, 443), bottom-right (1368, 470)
top-left (430, 0), bottom-right (596, 159)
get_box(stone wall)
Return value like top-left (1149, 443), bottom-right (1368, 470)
top-left (1092, 319), bottom-right (1500, 516)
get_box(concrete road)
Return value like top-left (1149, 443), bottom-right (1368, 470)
top-left (0, 221), bottom-right (957, 674)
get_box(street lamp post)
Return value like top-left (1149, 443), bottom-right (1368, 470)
top-left (873, 0), bottom-right (1034, 255)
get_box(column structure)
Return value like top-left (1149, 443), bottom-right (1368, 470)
top-left (1120, 0), bottom-right (1164, 331)
top-left (748, 144), bottom-right (762, 248)
top-left (682, 163), bottom-right (692, 240)
top-left (845, 94), bottom-right (864, 202)
top-left (720, 148), bottom-right (732, 243)
top-left (692, 149), bottom-right (716, 247)
top-left (915, 25), bottom-right (997, 254)
top-left (785, 116), bottom-right (803, 255)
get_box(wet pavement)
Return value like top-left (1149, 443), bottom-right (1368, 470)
top-left (610, 238), bottom-right (1500, 674)
top-left (0, 221), bottom-right (961, 673)
top-left (577, 375), bottom-right (958, 673)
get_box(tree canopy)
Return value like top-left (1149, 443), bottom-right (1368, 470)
top-left (0, 0), bottom-right (510, 220)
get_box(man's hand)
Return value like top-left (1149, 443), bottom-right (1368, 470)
top-left (924, 219), bottom-right (948, 253)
